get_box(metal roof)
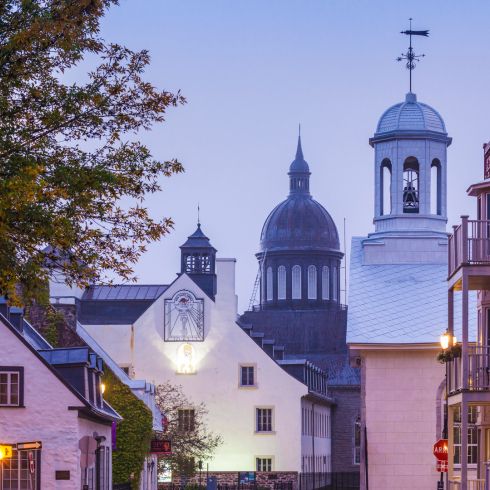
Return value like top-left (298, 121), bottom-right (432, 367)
top-left (347, 237), bottom-right (477, 344)
top-left (82, 284), bottom-right (168, 301)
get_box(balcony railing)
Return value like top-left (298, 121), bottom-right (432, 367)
top-left (448, 347), bottom-right (490, 394)
top-left (449, 479), bottom-right (485, 490)
top-left (449, 218), bottom-right (490, 277)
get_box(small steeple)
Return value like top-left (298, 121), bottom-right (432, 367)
top-left (288, 126), bottom-right (310, 195)
top-left (180, 221), bottom-right (217, 299)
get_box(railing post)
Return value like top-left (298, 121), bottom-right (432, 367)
top-left (462, 216), bottom-right (470, 264)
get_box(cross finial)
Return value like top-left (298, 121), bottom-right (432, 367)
top-left (397, 18), bottom-right (429, 93)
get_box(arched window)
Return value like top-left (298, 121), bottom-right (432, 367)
top-left (380, 158), bottom-right (392, 216)
top-left (308, 265), bottom-right (317, 299)
top-left (277, 266), bottom-right (286, 300)
top-left (403, 157), bottom-right (419, 214)
top-left (292, 265), bottom-right (302, 299)
top-left (332, 266), bottom-right (338, 301)
top-left (431, 159), bottom-right (442, 215)
top-left (266, 266), bottom-right (273, 301)
top-left (322, 266), bottom-right (330, 300)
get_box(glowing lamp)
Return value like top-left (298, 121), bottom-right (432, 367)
top-left (440, 330), bottom-right (456, 350)
top-left (177, 343), bottom-right (195, 374)
top-left (100, 382), bottom-right (106, 395)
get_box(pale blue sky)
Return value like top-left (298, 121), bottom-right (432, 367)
top-left (96, 1), bottom-right (490, 311)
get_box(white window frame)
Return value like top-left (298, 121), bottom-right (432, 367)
top-left (256, 456), bottom-right (273, 472)
top-left (266, 266), bottom-right (273, 301)
top-left (307, 265), bottom-right (317, 300)
top-left (239, 364), bottom-right (256, 387)
top-left (453, 405), bottom-right (478, 467)
top-left (255, 407), bottom-right (274, 433)
top-left (292, 265), bottom-right (301, 299)
top-left (332, 266), bottom-right (338, 301)
top-left (322, 266), bottom-right (330, 300)
top-left (277, 266), bottom-right (286, 300)
top-left (0, 368), bottom-right (22, 407)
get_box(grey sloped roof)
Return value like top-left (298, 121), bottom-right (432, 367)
top-left (79, 284), bottom-right (168, 325)
top-left (347, 237), bottom-right (477, 344)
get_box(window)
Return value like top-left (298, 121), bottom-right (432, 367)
top-left (380, 158), bottom-right (392, 215)
top-left (266, 267), bottom-right (273, 301)
top-left (1, 448), bottom-right (40, 490)
top-left (240, 366), bottom-right (255, 386)
top-left (354, 417), bottom-right (361, 465)
top-left (431, 159), bottom-right (442, 215)
top-left (292, 265), bottom-right (301, 299)
top-left (453, 405), bottom-right (478, 465)
top-left (277, 266), bottom-right (286, 300)
top-left (307, 265), bottom-right (317, 300)
top-left (332, 266), bottom-right (338, 301)
top-left (178, 409), bottom-right (195, 431)
top-left (256, 457), bottom-right (272, 472)
top-left (256, 408), bottom-right (273, 432)
top-left (403, 157), bottom-right (419, 214)
top-left (0, 367), bottom-right (23, 407)
top-left (322, 266), bottom-right (330, 300)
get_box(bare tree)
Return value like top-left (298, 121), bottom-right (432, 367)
top-left (155, 382), bottom-right (222, 478)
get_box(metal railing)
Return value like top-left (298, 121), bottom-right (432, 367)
top-left (449, 479), bottom-right (485, 490)
top-left (448, 347), bottom-right (490, 393)
top-left (448, 218), bottom-right (490, 277)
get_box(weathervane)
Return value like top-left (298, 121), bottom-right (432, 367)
top-left (397, 18), bottom-right (429, 93)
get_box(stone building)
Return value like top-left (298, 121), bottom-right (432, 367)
top-left (77, 223), bottom-right (333, 486)
top-left (239, 136), bottom-right (360, 475)
top-left (0, 306), bottom-right (120, 490)
top-left (347, 92), bottom-right (477, 489)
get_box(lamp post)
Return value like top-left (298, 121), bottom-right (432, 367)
top-left (440, 330), bottom-right (457, 490)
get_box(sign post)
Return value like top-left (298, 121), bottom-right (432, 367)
top-left (433, 439), bottom-right (448, 489)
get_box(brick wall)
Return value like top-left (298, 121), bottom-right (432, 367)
top-left (329, 385), bottom-right (361, 473)
top-left (165, 471), bottom-right (298, 489)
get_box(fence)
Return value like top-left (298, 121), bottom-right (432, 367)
top-left (298, 473), bottom-right (360, 490)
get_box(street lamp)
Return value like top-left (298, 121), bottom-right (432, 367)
top-left (440, 330), bottom-right (457, 490)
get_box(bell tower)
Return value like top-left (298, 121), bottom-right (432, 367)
top-left (370, 92), bottom-right (452, 238)
top-left (180, 223), bottom-right (217, 299)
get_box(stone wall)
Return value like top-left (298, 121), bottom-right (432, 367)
top-left (164, 471), bottom-right (298, 489)
top-left (329, 385), bottom-right (361, 473)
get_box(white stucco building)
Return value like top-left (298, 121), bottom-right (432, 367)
top-left (347, 92), bottom-right (476, 489)
top-left (78, 224), bottom-right (333, 485)
top-left (0, 307), bottom-right (120, 490)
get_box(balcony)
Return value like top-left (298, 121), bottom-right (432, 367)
top-left (448, 218), bottom-right (490, 279)
top-left (449, 479), bottom-right (485, 490)
top-left (448, 346), bottom-right (490, 394)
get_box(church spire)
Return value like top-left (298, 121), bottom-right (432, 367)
top-left (289, 127), bottom-right (310, 195)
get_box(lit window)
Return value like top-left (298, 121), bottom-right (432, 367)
top-left (177, 343), bottom-right (196, 374)
top-left (256, 457), bottom-right (272, 472)
top-left (292, 265), bottom-right (301, 299)
top-left (240, 366), bottom-right (255, 386)
top-left (354, 417), bottom-right (361, 465)
top-left (0, 368), bottom-right (23, 407)
top-left (266, 267), bottom-right (273, 301)
top-left (178, 409), bottom-right (195, 432)
top-left (277, 266), bottom-right (286, 300)
top-left (1, 449), bottom-right (40, 489)
top-left (256, 408), bottom-right (273, 432)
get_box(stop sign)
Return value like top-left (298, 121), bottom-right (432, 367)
top-left (433, 439), bottom-right (448, 461)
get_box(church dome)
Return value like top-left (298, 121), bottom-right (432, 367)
top-left (376, 92), bottom-right (446, 134)
top-left (260, 196), bottom-right (340, 252)
top-left (260, 135), bottom-right (340, 253)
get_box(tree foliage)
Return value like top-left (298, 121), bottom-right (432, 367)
top-left (155, 382), bottom-right (222, 477)
top-left (0, 0), bottom-right (185, 304)
top-left (102, 368), bottom-right (154, 489)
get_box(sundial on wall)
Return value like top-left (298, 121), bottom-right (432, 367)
top-left (164, 290), bottom-right (204, 341)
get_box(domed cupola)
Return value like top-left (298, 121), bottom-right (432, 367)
top-left (256, 134), bottom-right (343, 310)
top-left (369, 92), bottom-right (451, 238)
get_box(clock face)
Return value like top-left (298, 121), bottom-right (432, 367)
top-left (164, 290), bottom-right (204, 341)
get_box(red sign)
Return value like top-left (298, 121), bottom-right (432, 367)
top-left (433, 439), bottom-right (448, 462)
top-left (436, 460), bottom-right (448, 473)
top-left (150, 439), bottom-right (171, 455)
